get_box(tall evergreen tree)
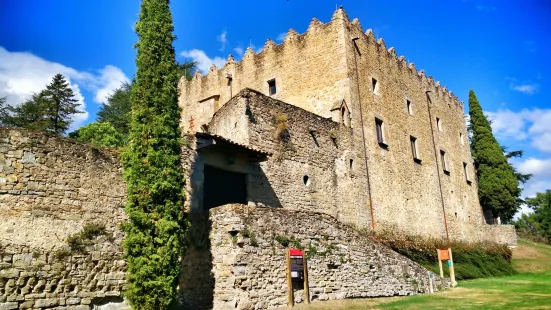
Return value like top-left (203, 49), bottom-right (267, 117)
top-left (469, 90), bottom-right (520, 222)
top-left (41, 74), bottom-right (82, 134)
top-left (121, 0), bottom-right (187, 308)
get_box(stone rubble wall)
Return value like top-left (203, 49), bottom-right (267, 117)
top-left (0, 128), bottom-right (128, 310)
top-left (180, 204), bottom-right (450, 310)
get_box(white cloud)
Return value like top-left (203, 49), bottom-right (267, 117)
top-left (487, 108), bottom-right (551, 153)
top-left (485, 109), bottom-right (527, 140)
top-left (233, 47), bottom-right (244, 56)
top-left (511, 83), bottom-right (539, 94)
top-left (93, 65), bottom-right (130, 104)
top-left (181, 49), bottom-right (226, 73)
top-left (217, 30), bottom-right (228, 51)
top-left (276, 32), bottom-right (286, 42)
top-left (516, 157), bottom-right (551, 199)
top-left (507, 77), bottom-right (539, 94)
top-left (0, 46), bottom-right (129, 131)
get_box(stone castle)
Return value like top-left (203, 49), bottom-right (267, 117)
top-left (179, 7), bottom-right (515, 244)
top-left (0, 8), bottom-right (516, 310)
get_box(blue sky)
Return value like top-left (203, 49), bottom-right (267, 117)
top-left (0, 0), bottom-right (550, 208)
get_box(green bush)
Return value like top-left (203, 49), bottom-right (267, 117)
top-left (371, 229), bottom-right (515, 280)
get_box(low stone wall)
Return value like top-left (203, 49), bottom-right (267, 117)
top-left (0, 128), bottom-right (128, 310)
top-left (180, 204), bottom-right (450, 309)
top-left (479, 224), bottom-right (518, 247)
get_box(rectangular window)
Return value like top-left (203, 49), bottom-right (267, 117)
top-left (463, 162), bottom-right (472, 184)
top-left (436, 117), bottom-right (442, 131)
top-left (407, 100), bottom-right (412, 115)
top-left (410, 136), bottom-right (421, 163)
top-left (440, 150), bottom-right (449, 174)
top-left (372, 78), bottom-right (378, 94)
top-left (268, 79), bottom-right (276, 95)
top-left (460, 132), bottom-right (464, 145)
top-left (375, 118), bottom-right (386, 146)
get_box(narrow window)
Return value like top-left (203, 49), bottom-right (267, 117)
top-left (303, 175), bottom-right (311, 186)
top-left (436, 117), bottom-right (442, 131)
top-left (372, 78), bottom-right (378, 94)
top-left (440, 150), bottom-right (449, 174)
top-left (349, 159), bottom-right (354, 170)
top-left (268, 79), bottom-right (276, 95)
top-left (460, 132), bottom-right (464, 145)
top-left (375, 118), bottom-right (386, 147)
top-left (410, 136), bottom-right (421, 163)
top-left (463, 162), bottom-right (472, 184)
top-left (406, 100), bottom-right (413, 115)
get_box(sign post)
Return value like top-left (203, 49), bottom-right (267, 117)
top-left (437, 248), bottom-right (456, 287)
top-left (287, 249), bottom-right (309, 307)
top-left (448, 247), bottom-right (456, 287)
top-left (286, 250), bottom-right (293, 307)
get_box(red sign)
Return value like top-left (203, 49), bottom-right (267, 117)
top-left (289, 249), bottom-right (303, 257)
top-left (438, 249), bottom-right (450, 261)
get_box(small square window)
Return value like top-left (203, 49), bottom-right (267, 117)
top-left (375, 118), bottom-right (387, 147)
top-left (268, 79), bottom-right (276, 95)
top-left (372, 78), bottom-right (378, 94)
top-left (410, 136), bottom-right (421, 164)
top-left (436, 117), bottom-right (442, 131)
top-left (440, 150), bottom-right (449, 174)
top-left (407, 100), bottom-right (413, 115)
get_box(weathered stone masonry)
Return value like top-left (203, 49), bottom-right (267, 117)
top-left (0, 128), bottom-right (127, 310)
top-left (179, 8), bottom-right (517, 246)
top-left (180, 204), bottom-right (450, 310)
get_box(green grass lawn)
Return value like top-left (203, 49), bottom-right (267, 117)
top-left (290, 239), bottom-right (551, 310)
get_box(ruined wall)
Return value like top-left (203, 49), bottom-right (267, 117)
top-left (179, 9), bottom-right (351, 134)
top-left (180, 204), bottom-right (450, 310)
top-left (0, 128), bottom-right (128, 310)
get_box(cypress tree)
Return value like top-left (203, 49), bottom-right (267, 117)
top-left (469, 90), bottom-right (520, 222)
top-left (42, 74), bottom-right (82, 134)
top-left (121, 0), bottom-right (187, 309)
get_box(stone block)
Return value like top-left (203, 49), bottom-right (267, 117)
top-left (66, 298), bottom-right (81, 305)
top-left (12, 254), bottom-right (33, 267)
top-left (18, 300), bottom-right (34, 309)
top-left (34, 298), bottom-right (59, 308)
top-left (0, 269), bottom-right (19, 279)
top-left (0, 302), bottom-right (18, 310)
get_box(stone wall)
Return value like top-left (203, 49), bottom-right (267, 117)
top-left (180, 204), bottom-right (450, 310)
top-left (207, 89), bottom-right (370, 227)
top-left (0, 128), bottom-right (128, 310)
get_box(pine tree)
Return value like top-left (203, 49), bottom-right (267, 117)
top-left (41, 74), bottom-right (82, 134)
top-left (121, 0), bottom-right (187, 309)
top-left (469, 90), bottom-right (520, 222)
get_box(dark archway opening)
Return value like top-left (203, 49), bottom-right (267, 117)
top-left (203, 165), bottom-right (247, 210)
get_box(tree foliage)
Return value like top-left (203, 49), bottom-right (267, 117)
top-left (69, 122), bottom-right (124, 148)
top-left (469, 90), bottom-right (520, 222)
top-left (98, 82), bottom-right (133, 137)
top-left (514, 190), bottom-right (551, 244)
top-left (121, 0), bottom-right (187, 309)
top-left (41, 73), bottom-right (82, 134)
top-left (0, 74), bottom-right (82, 135)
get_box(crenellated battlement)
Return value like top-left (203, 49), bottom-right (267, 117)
top-left (179, 7), bottom-right (464, 134)
top-left (345, 20), bottom-right (462, 110)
